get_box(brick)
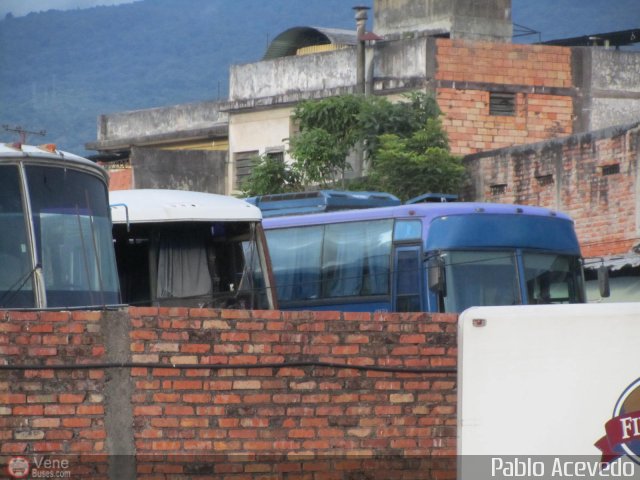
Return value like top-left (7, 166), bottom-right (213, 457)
top-left (399, 334), bottom-right (426, 344)
top-left (62, 418), bottom-right (92, 428)
top-left (150, 343), bottom-right (179, 353)
top-left (0, 345), bottom-right (21, 355)
top-left (173, 380), bottom-right (203, 390)
top-left (32, 441), bottom-right (64, 452)
top-left (290, 381), bottom-right (317, 390)
top-left (150, 418), bottom-right (179, 428)
top-left (213, 394), bottom-right (241, 404)
top-left (130, 330), bottom-right (158, 340)
top-left (241, 394), bottom-right (271, 404)
top-left (27, 347), bottom-right (57, 356)
top-left (183, 440), bottom-right (212, 450)
top-left (164, 406), bottom-right (194, 416)
top-left (40, 312), bottom-right (70, 322)
top-left (181, 393), bottom-right (211, 403)
top-left (0, 393), bottom-right (27, 403)
top-left (13, 405), bottom-right (44, 415)
top-left (232, 380), bottom-right (261, 390)
top-left (77, 405), bottom-right (104, 415)
top-left (14, 430), bottom-right (45, 440)
top-left (151, 441), bottom-right (181, 451)
top-left (32, 418), bottom-right (61, 428)
top-left (1, 442), bottom-right (27, 453)
top-left (203, 320), bottom-right (230, 330)
top-left (79, 429), bottom-right (107, 439)
top-left (180, 417), bottom-right (209, 428)
top-left (151, 368), bottom-right (181, 377)
top-left (390, 393), bottom-right (415, 404)
top-left (59, 393), bottom-right (85, 403)
top-left (288, 429), bottom-right (314, 439)
top-left (153, 392), bottom-right (179, 402)
top-left (229, 429), bottom-right (258, 439)
top-left (179, 344), bottom-right (210, 353)
top-left (134, 406), bottom-right (163, 416)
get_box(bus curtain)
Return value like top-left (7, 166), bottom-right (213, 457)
top-left (156, 230), bottom-right (212, 299)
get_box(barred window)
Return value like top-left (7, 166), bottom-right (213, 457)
top-left (490, 184), bottom-right (507, 196)
top-left (490, 92), bottom-right (516, 116)
top-left (234, 150), bottom-right (259, 188)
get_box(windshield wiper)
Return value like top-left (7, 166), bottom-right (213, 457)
top-left (0, 263), bottom-right (41, 307)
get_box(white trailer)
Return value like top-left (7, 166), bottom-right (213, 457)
top-left (458, 303), bottom-right (640, 479)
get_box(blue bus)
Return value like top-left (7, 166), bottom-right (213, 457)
top-left (255, 199), bottom-right (599, 313)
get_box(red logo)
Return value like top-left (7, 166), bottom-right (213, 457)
top-left (7, 457), bottom-right (30, 479)
top-left (596, 377), bottom-right (640, 465)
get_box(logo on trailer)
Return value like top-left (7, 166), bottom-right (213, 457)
top-left (596, 377), bottom-right (640, 465)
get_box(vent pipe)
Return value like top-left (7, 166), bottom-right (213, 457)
top-left (353, 6), bottom-right (369, 95)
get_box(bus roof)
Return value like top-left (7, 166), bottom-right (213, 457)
top-left (110, 189), bottom-right (262, 224)
top-left (263, 202), bottom-right (572, 229)
top-left (245, 190), bottom-right (401, 217)
top-left (0, 143), bottom-right (108, 182)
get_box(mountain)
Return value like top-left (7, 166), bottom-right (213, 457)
top-left (0, 0), bottom-right (637, 156)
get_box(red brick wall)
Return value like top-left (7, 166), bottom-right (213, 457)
top-left (0, 311), bottom-right (109, 477)
top-left (436, 39), bottom-right (574, 156)
top-left (106, 167), bottom-right (133, 191)
top-left (1, 308), bottom-right (458, 479)
top-left (464, 123), bottom-right (640, 258)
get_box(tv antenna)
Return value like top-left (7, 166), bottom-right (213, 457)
top-left (2, 124), bottom-right (47, 144)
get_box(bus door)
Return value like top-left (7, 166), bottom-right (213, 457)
top-left (391, 218), bottom-right (426, 312)
top-left (392, 245), bottom-right (425, 312)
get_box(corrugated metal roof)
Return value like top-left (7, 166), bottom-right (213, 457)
top-left (263, 26), bottom-right (357, 60)
top-left (585, 253), bottom-right (640, 271)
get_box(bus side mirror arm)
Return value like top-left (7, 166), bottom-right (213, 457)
top-left (598, 265), bottom-right (610, 298)
top-left (427, 255), bottom-right (446, 297)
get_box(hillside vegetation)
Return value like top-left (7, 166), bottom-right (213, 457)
top-left (0, 0), bottom-right (636, 156)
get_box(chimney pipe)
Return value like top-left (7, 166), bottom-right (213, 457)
top-left (353, 5), bottom-right (369, 95)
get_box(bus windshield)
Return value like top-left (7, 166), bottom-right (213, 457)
top-left (26, 166), bottom-right (120, 307)
top-left (0, 165), bottom-right (34, 308)
top-left (439, 250), bottom-right (584, 312)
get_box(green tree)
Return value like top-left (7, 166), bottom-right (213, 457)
top-left (289, 128), bottom-right (351, 187)
top-left (357, 91), bottom-right (442, 158)
top-left (288, 95), bottom-right (366, 186)
top-left (241, 92), bottom-right (465, 198)
top-left (366, 118), bottom-right (465, 201)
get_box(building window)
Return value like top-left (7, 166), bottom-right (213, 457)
top-left (265, 149), bottom-right (284, 163)
top-left (535, 174), bottom-right (554, 187)
top-left (602, 164), bottom-right (620, 176)
top-left (234, 151), bottom-right (259, 188)
top-left (490, 92), bottom-right (516, 116)
top-left (490, 184), bottom-right (507, 196)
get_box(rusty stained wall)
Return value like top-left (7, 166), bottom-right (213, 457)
top-left (130, 148), bottom-right (227, 194)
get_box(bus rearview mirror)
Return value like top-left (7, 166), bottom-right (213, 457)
top-left (428, 256), bottom-right (446, 296)
top-left (597, 265), bottom-right (610, 298)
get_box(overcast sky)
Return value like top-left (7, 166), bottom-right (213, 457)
top-left (0, 0), bottom-right (140, 17)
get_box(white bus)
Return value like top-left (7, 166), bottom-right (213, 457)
top-left (110, 189), bottom-right (277, 309)
top-left (0, 143), bottom-right (121, 309)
